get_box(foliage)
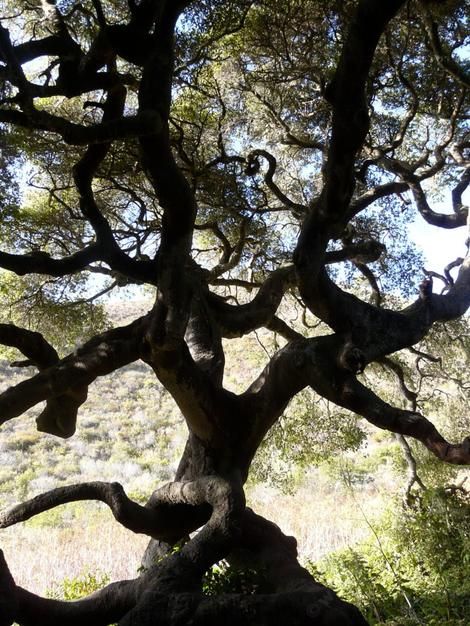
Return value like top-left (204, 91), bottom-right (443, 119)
top-left (203, 560), bottom-right (267, 596)
top-left (310, 489), bottom-right (470, 625)
top-left (0, 272), bottom-right (109, 356)
top-left (47, 571), bottom-right (111, 600)
top-left (251, 389), bottom-right (367, 491)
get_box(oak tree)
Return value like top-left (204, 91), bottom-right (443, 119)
top-left (0, 0), bottom-right (469, 624)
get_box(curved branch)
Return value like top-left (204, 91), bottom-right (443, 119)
top-left (207, 240), bottom-right (384, 340)
top-left (348, 180), bottom-right (409, 219)
top-left (0, 324), bottom-right (58, 367)
top-left (15, 583), bottom-right (137, 626)
top-left (319, 0), bottom-right (406, 223)
top-left (246, 150), bottom-right (307, 215)
top-left (297, 252), bottom-right (470, 362)
top-left (396, 434), bottom-right (426, 500)
top-left (207, 219), bottom-right (249, 279)
top-left (0, 481), bottom-right (200, 542)
top-left (208, 266), bottom-right (296, 338)
top-left (295, 0), bottom-right (406, 316)
top-left (8, 35), bottom-right (75, 64)
top-left (355, 262), bottom-right (382, 306)
top-left (0, 316), bottom-right (147, 432)
top-left (408, 177), bottom-right (468, 228)
top-left (338, 376), bottom-right (470, 465)
top-left (0, 245), bottom-right (156, 285)
top-left (452, 166), bottom-right (470, 213)
top-left (2, 475), bottom-right (246, 626)
top-left (68, 78), bottom-right (158, 284)
top-left (0, 323), bottom-right (88, 438)
top-left (138, 6), bottom-right (198, 349)
top-left (238, 331), bottom-right (470, 468)
top-left (419, 4), bottom-right (470, 89)
top-left (379, 357), bottom-right (417, 408)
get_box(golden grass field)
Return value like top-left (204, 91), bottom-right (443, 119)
top-left (2, 482), bottom-right (384, 595)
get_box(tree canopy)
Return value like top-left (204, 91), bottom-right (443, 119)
top-left (0, 0), bottom-right (469, 624)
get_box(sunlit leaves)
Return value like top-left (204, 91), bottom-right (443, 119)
top-left (0, 271), bottom-right (108, 356)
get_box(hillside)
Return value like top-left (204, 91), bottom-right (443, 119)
top-left (1, 300), bottom-right (469, 621)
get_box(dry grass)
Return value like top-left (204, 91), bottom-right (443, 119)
top-left (2, 481), bottom-right (385, 595)
top-left (2, 513), bottom-right (148, 594)
top-left (247, 482), bottom-right (384, 563)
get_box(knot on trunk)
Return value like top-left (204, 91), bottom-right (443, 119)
top-left (337, 341), bottom-right (366, 374)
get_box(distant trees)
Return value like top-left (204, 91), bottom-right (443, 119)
top-left (0, 1), bottom-right (469, 624)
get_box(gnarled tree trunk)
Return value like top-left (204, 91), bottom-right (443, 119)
top-left (0, 0), bottom-right (469, 623)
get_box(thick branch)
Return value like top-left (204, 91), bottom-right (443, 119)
top-left (317, 0), bottom-right (406, 224)
top-left (208, 266), bottom-right (296, 338)
top-left (145, 338), bottom-right (236, 443)
top-left (0, 324), bottom-right (58, 367)
top-left (0, 323), bottom-right (88, 438)
top-left (118, 590), bottom-right (367, 626)
top-left (297, 252), bottom-right (470, 362)
top-left (0, 245), bottom-right (101, 277)
top-left (408, 178), bottom-right (468, 228)
top-left (295, 0), bottom-right (406, 314)
top-left (138, 5), bottom-right (197, 348)
top-left (0, 480), bottom-right (203, 542)
top-left (206, 240), bottom-right (383, 336)
top-left (0, 108), bottom-right (161, 145)
top-left (338, 377), bottom-right (470, 465)
top-left (185, 288), bottom-right (225, 385)
top-left (0, 316), bottom-right (147, 432)
top-left (15, 580), bottom-right (137, 626)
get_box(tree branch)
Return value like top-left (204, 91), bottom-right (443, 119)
top-left (0, 245), bottom-right (102, 277)
top-left (338, 376), bottom-right (470, 465)
top-left (295, 0), bottom-right (406, 315)
top-left (407, 177), bottom-right (468, 229)
top-left (295, 250), bottom-right (470, 363)
top-left (0, 324), bottom-right (58, 367)
top-left (0, 323), bottom-right (88, 438)
top-left (0, 108), bottom-right (161, 146)
top-left (245, 149), bottom-right (307, 216)
top-left (0, 316), bottom-right (147, 433)
top-left (208, 266), bottom-right (296, 338)
top-left (419, 3), bottom-right (470, 89)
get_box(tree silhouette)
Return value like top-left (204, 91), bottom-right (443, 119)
top-left (0, 0), bottom-right (469, 624)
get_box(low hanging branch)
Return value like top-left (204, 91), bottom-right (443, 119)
top-left (0, 476), bottom-right (242, 544)
top-left (337, 376), bottom-right (470, 465)
top-left (0, 316), bottom-right (148, 433)
top-left (0, 475), bottom-right (249, 626)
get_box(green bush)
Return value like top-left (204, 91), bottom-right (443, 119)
top-left (308, 489), bottom-right (470, 625)
top-left (47, 571), bottom-right (110, 600)
top-left (203, 560), bottom-right (266, 595)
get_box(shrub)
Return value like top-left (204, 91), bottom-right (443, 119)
top-left (308, 489), bottom-right (470, 625)
top-left (47, 571), bottom-right (110, 600)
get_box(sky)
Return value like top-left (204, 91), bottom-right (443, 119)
top-left (409, 187), bottom-right (469, 276)
top-left (410, 217), bottom-right (468, 272)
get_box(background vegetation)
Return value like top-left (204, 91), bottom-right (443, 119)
top-left (1, 300), bottom-right (468, 625)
